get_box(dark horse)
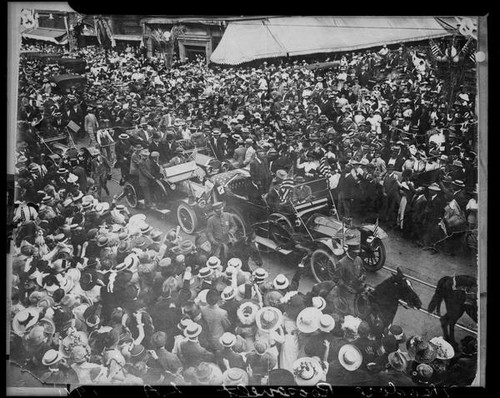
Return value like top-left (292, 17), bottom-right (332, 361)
top-left (311, 267), bottom-right (422, 330)
top-left (428, 275), bottom-right (477, 347)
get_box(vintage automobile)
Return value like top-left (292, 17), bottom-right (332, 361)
top-left (211, 170), bottom-right (388, 282)
top-left (114, 158), bottom-right (217, 234)
top-left (49, 74), bottom-right (87, 94)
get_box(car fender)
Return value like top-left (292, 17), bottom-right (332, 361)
top-left (316, 237), bottom-right (345, 257)
top-left (360, 224), bottom-right (388, 240)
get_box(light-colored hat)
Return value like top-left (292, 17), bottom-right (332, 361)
top-left (236, 301), bottom-right (260, 325)
top-left (319, 314), bottom-right (336, 332)
top-left (198, 267), bottom-right (214, 279)
top-left (222, 367), bottom-right (249, 385)
top-left (42, 349), bottom-right (64, 366)
top-left (12, 307), bottom-right (40, 336)
top-left (255, 306), bottom-right (283, 331)
top-left (227, 258), bottom-right (242, 269)
top-left (428, 183), bottom-right (441, 192)
top-left (206, 256), bottom-right (221, 269)
top-left (219, 332), bottom-right (236, 348)
top-left (342, 315), bottom-right (363, 335)
top-left (338, 344), bottom-right (363, 371)
top-left (275, 169), bottom-right (288, 180)
top-left (429, 336), bottom-right (455, 360)
top-left (183, 322), bottom-right (202, 339)
top-left (252, 267), bottom-right (269, 281)
top-left (312, 296), bottom-right (326, 311)
top-left (221, 286), bottom-right (236, 301)
top-left (296, 307), bottom-right (322, 334)
top-left (292, 357), bottom-right (324, 386)
top-left (272, 274), bottom-right (290, 290)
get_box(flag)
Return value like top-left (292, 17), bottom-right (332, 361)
top-left (279, 177), bottom-right (295, 202)
top-left (460, 37), bottom-right (477, 63)
top-left (319, 155), bottom-right (332, 178)
top-left (429, 39), bottom-right (442, 57)
top-left (373, 218), bottom-right (379, 237)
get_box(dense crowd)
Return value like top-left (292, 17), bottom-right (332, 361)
top-left (10, 39), bottom-right (478, 387)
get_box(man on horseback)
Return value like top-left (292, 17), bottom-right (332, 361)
top-left (332, 229), bottom-right (366, 314)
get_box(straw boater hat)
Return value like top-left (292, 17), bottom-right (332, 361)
top-left (296, 307), bottom-right (322, 334)
top-left (198, 267), bottom-right (214, 279)
top-left (183, 322), bottom-right (202, 339)
top-left (338, 344), bottom-right (363, 371)
top-left (221, 286), bottom-right (236, 301)
top-left (206, 256), bottom-right (221, 269)
top-left (12, 307), bottom-right (40, 336)
top-left (272, 274), bottom-right (290, 290)
top-left (219, 332), bottom-right (236, 348)
top-left (252, 268), bottom-right (269, 282)
top-left (255, 306), bottom-right (283, 331)
top-left (318, 314), bottom-right (336, 333)
top-left (222, 367), bottom-right (249, 385)
top-left (429, 336), bottom-right (455, 360)
top-left (292, 357), bottom-right (324, 386)
top-left (42, 349), bottom-right (64, 367)
top-left (312, 296), bottom-right (326, 311)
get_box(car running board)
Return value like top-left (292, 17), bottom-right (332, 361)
top-left (254, 236), bottom-right (293, 255)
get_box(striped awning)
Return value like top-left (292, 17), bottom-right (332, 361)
top-left (22, 28), bottom-right (67, 45)
top-left (210, 16), bottom-right (453, 65)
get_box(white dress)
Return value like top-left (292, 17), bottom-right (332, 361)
top-left (279, 316), bottom-right (299, 373)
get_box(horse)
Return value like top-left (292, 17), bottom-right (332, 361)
top-left (428, 275), bottom-right (477, 347)
top-left (310, 267), bottom-right (422, 331)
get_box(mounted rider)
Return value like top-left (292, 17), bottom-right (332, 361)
top-left (331, 229), bottom-right (366, 314)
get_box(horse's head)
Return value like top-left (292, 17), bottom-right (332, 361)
top-left (391, 267), bottom-right (422, 310)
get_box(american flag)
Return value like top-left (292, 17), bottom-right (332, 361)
top-left (319, 156), bottom-right (332, 178)
top-left (460, 37), bottom-right (477, 63)
top-left (279, 177), bottom-right (295, 202)
top-left (429, 39), bottom-right (443, 58)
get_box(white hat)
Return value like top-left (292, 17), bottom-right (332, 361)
top-left (311, 296), bottom-right (326, 311)
top-left (219, 332), bottom-right (236, 348)
top-left (206, 256), bottom-right (221, 269)
top-left (227, 258), bottom-right (242, 269)
top-left (272, 274), bottom-right (290, 290)
top-left (342, 315), bottom-right (363, 335)
top-left (292, 357), bottom-right (324, 386)
top-left (255, 306), bottom-right (283, 332)
top-left (338, 344), bottom-right (363, 371)
top-left (42, 349), bottom-right (64, 366)
top-left (429, 336), bottom-right (455, 360)
top-left (319, 314), bottom-right (336, 333)
top-left (296, 307), bottom-right (322, 334)
top-left (252, 267), bottom-right (269, 281)
top-left (12, 307), bottom-right (40, 337)
top-left (195, 289), bottom-right (210, 306)
top-left (221, 286), bottom-right (236, 301)
top-left (183, 322), bottom-right (202, 339)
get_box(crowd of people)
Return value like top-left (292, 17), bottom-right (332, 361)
top-left (10, 38), bottom-right (479, 387)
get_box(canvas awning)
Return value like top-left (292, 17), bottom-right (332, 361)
top-left (22, 28), bottom-right (67, 45)
top-left (210, 16), bottom-right (453, 65)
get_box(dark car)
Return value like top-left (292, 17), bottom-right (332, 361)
top-left (57, 57), bottom-right (87, 74)
top-left (49, 74), bottom-right (87, 93)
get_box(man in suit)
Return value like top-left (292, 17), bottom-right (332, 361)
top-left (177, 323), bottom-right (215, 368)
top-left (161, 131), bottom-right (179, 162)
top-left (200, 289), bottom-right (232, 352)
top-left (215, 133), bottom-right (232, 161)
top-left (422, 183), bottom-right (447, 247)
top-left (232, 140), bottom-right (247, 168)
top-left (250, 148), bottom-right (272, 195)
top-left (115, 134), bottom-right (132, 185)
top-left (137, 149), bottom-right (156, 209)
top-left (84, 106), bottom-right (99, 146)
top-left (381, 164), bottom-right (401, 227)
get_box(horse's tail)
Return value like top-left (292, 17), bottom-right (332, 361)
top-left (428, 276), bottom-right (448, 314)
